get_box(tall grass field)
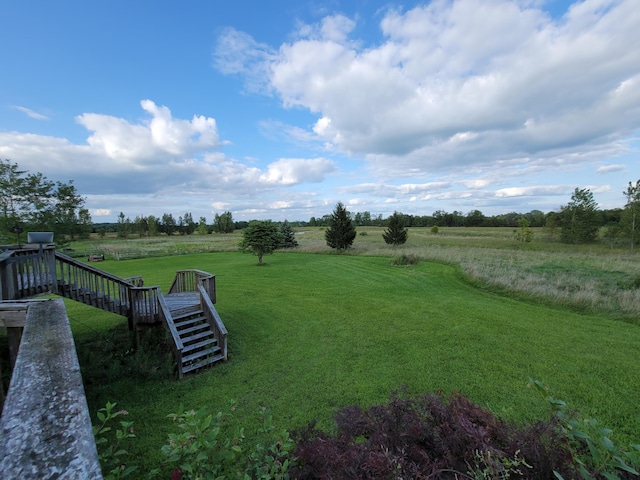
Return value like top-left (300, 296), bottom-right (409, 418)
top-left (5, 227), bottom-right (640, 475)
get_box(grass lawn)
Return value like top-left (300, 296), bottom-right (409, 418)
top-left (61, 250), bottom-right (640, 475)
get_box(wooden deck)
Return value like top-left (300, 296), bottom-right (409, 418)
top-left (164, 291), bottom-right (200, 316)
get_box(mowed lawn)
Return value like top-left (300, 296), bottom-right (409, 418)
top-left (67, 251), bottom-right (640, 471)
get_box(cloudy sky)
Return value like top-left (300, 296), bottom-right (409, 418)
top-left (1, 0), bottom-right (638, 223)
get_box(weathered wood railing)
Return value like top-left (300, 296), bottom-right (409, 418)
top-left (158, 293), bottom-right (185, 376)
top-left (198, 284), bottom-right (227, 362)
top-left (0, 246), bottom-right (57, 300)
top-left (169, 269), bottom-right (216, 303)
top-left (129, 285), bottom-right (161, 326)
top-left (0, 299), bottom-right (102, 478)
top-left (55, 251), bottom-right (132, 318)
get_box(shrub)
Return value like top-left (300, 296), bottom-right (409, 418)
top-left (392, 254), bottom-right (420, 266)
top-left (289, 389), bottom-right (590, 479)
top-left (160, 402), bottom-right (295, 479)
top-left (93, 402), bottom-right (138, 479)
top-left (431, 225), bottom-right (440, 234)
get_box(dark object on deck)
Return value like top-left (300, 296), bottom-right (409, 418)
top-left (26, 232), bottom-right (54, 244)
top-left (88, 253), bottom-right (105, 262)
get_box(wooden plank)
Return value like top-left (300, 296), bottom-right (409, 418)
top-left (0, 306), bottom-right (28, 328)
top-left (0, 299), bottom-right (102, 478)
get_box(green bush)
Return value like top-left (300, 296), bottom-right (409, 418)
top-left (392, 254), bottom-right (420, 266)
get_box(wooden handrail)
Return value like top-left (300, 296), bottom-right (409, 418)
top-left (169, 269), bottom-right (215, 297)
top-left (157, 294), bottom-right (184, 377)
top-left (0, 247), bottom-right (57, 300)
top-left (198, 284), bottom-right (227, 361)
top-left (55, 251), bottom-right (132, 317)
top-left (0, 299), bottom-right (102, 478)
top-left (129, 286), bottom-right (160, 325)
top-left (55, 251), bottom-right (130, 285)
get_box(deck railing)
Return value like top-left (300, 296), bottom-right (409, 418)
top-left (198, 284), bottom-right (227, 361)
top-left (157, 293), bottom-right (185, 377)
top-left (0, 247), bottom-right (57, 300)
top-left (55, 251), bottom-right (132, 317)
top-left (169, 269), bottom-right (216, 303)
top-left (0, 299), bottom-right (102, 478)
top-left (129, 285), bottom-right (161, 325)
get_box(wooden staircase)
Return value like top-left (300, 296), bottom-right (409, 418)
top-left (0, 246), bottom-right (228, 378)
top-left (174, 307), bottom-right (225, 374)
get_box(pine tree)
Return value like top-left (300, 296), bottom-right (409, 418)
top-left (239, 220), bottom-right (282, 264)
top-left (622, 179), bottom-right (640, 250)
top-left (280, 220), bottom-right (298, 248)
top-left (382, 211), bottom-right (409, 246)
top-left (559, 187), bottom-right (600, 244)
top-left (325, 202), bottom-right (356, 252)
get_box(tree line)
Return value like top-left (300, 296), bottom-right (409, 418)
top-left (0, 159), bottom-right (90, 245)
top-left (1, 160), bottom-right (638, 250)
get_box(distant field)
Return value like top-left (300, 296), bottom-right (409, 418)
top-left (56, 244), bottom-right (640, 474)
top-left (68, 227), bottom-right (640, 321)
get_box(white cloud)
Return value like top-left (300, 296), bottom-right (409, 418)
top-left (220, 0), bottom-right (640, 176)
top-left (260, 158), bottom-right (336, 185)
top-left (12, 106), bottom-right (50, 120)
top-left (495, 185), bottom-right (569, 197)
top-left (596, 164), bottom-right (625, 175)
top-left (76, 99), bottom-right (220, 162)
top-left (91, 209), bottom-right (112, 216)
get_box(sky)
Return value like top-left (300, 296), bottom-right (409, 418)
top-left (1, 0), bottom-right (639, 223)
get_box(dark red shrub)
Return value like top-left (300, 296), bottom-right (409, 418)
top-left (289, 390), bottom-right (578, 479)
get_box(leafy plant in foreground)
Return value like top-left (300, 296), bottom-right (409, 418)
top-left (93, 401), bottom-right (138, 479)
top-left (529, 379), bottom-right (640, 480)
top-left (161, 402), bottom-right (244, 479)
top-left (160, 402), bottom-right (295, 479)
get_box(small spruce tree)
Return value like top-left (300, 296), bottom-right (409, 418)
top-left (382, 211), bottom-right (408, 246)
top-left (325, 202), bottom-right (356, 252)
top-left (280, 220), bottom-right (298, 248)
top-left (239, 220), bottom-right (282, 264)
top-left (559, 187), bottom-right (600, 244)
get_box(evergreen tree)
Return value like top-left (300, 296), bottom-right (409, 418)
top-left (325, 202), bottom-right (356, 252)
top-left (559, 188), bottom-right (600, 244)
top-left (239, 220), bottom-right (282, 264)
top-left (382, 211), bottom-right (409, 246)
top-left (116, 212), bottom-right (129, 239)
top-left (622, 179), bottom-right (640, 250)
top-left (280, 220), bottom-right (298, 248)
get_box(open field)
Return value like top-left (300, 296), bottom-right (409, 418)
top-left (52, 228), bottom-right (640, 474)
top-left (70, 226), bottom-right (640, 321)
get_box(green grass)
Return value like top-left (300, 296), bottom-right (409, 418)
top-left (60, 250), bottom-right (640, 475)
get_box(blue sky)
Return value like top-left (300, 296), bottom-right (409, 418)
top-left (1, 0), bottom-right (638, 223)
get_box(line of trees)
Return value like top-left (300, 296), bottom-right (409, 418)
top-left (3, 160), bottom-right (638, 250)
top-left (0, 159), bottom-right (91, 244)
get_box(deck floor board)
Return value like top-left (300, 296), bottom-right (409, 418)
top-left (164, 292), bottom-right (200, 314)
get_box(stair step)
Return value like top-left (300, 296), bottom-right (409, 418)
top-left (177, 321), bottom-right (209, 336)
top-left (182, 337), bottom-right (218, 353)
top-left (173, 308), bottom-right (204, 321)
top-left (181, 329), bottom-right (214, 344)
top-left (182, 345), bottom-right (222, 364)
top-left (182, 352), bottom-right (225, 374)
top-left (174, 316), bottom-right (205, 329)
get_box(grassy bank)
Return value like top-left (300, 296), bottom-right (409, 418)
top-left (61, 250), bottom-right (640, 475)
